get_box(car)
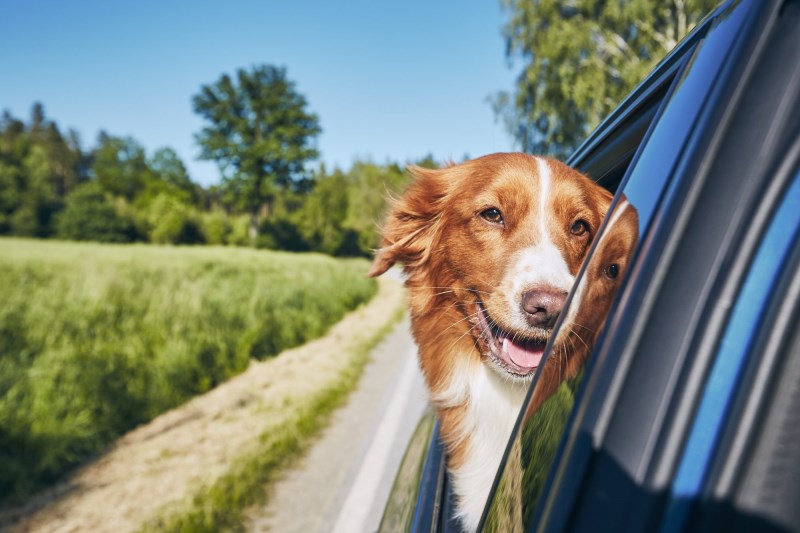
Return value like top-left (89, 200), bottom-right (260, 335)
top-left (378, 0), bottom-right (800, 531)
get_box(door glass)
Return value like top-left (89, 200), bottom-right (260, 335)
top-left (481, 195), bottom-right (640, 531)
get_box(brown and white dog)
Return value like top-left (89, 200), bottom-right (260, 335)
top-left (369, 153), bottom-right (631, 530)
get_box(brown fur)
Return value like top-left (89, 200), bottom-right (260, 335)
top-left (368, 153), bottom-right (616, 466)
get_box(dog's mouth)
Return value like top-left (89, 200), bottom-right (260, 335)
top-left (475, 302), bottom-right (547, 377)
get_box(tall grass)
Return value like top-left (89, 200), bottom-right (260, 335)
top-left (146, 295), bottom-right (406, 533)
top-left (0, 238), bottom-right (377, 501)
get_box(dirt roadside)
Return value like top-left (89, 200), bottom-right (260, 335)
top-left (0, 276), bottom-right (406, 533)
top-left (245, 316), bottom-right (426, 533)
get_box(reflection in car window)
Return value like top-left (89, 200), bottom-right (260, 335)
top-left (481, 4), bottom-right (751, 529)
top-left (482, 196), bottom-right (639, 531)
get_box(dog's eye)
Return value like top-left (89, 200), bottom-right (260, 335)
top-left (480, 208), bottom-right (504, 225)
top-left (570, 220), bottom-right (589, 236)
top-left (604, 264), bottom-right (619, 279)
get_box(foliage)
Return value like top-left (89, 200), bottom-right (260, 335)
top-left (91, 134), bottom-right (149, 200)
top-left (193, 65), bottom-right (322, 238)
top-left (55, 182), bottom-right (137, 242)
top-left (0, 99), bottom-right (428, 258)
top-left (296, 168), bottom-right (351, 255)
top-left (494, 0), bottom-right (717, 158)
top-left (0, 105), bottom-right (208, 243)
top-left (244, 159), bottom-right (414, 257)
top-left (0, 107), bottom-right (76, 237)
top-left (0, 238), bottom-right (377, 501)
top-left (340, 161), bottom-right (410, 255)
top-left (145, 193), bottom-right (203, 245)
top-left (226, 214), bottom-right (252, 246)
top-left (199, 208), bottom-right (232, 245)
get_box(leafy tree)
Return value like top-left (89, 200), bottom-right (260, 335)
top-left (148, 147), bottom-right (198, 203)
top-left (91, 133), bottom-right (148, 200)
top-left (10, 145), bottom-right (60, 237)
top-left (199, 209), bottom-right (231, 245)
top-left (294, 160), bottom-right (413, 257)
top-left (56, 182), bottom-right (136, 243)
top-left (134, 147), bottom-right (200, 209)
top-left (0, 162), bottom-right (23, 234)
top-left (494, 0), bottom-right (717, 158)
top-left (298, 169), bottom-right (350, 255)
top-left (341, 161), bottom-right (409, 255)
top-left (145, 193), bottom-right (203, 245)
top-left (192, 65), bottom-right (321, 241)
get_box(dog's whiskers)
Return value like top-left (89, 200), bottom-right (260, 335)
top-left (569, 320), bottom-right (596, 335)
top-left (442, 320), bottom-right (483, 356)
top-left (431, 308), bottom-right (483, 343)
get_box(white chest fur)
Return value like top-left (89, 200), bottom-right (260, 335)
top-left (435, 362), bottom-right (528, 531)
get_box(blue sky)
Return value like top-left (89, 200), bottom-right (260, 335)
top-left (1, 1), bottom-right (518, 186)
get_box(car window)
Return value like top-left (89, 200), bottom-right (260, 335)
top-left (481, 194), bottom-right (641, 532)
top-left (481, 2), bottom-right (754, 529)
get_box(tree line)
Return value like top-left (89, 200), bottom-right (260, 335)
top-left (0, 98), bottom-right (417, 257)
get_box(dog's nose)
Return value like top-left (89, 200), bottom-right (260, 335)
top-left (521, 287), bottom-right (567, 328)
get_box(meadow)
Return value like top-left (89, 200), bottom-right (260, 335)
top-left (0, 238), bottom-right (377, 501)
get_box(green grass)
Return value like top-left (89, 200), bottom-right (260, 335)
top-left (0, 237), bottom-right (377, 501)
top-left (143, 293), bottom-right (406, 533)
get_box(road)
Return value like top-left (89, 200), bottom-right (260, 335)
top-left (246, 316), bottom-right (428, 533)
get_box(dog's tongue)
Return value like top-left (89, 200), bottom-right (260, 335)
top-left (504, 338), bottom-right (544, 370)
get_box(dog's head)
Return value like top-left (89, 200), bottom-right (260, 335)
top-left (370, 153), bottom-right (615, 382)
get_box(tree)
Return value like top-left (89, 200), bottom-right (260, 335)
top-left (193, 65), bottom-right (321, 241)
top-left (0, 105), bottom-right (85, 236)
top-left (145, 193), bottom-right (203, 245)
top-left (91, 134), bottom-right (148, 200)
top-left (494, 0), bottom-right (717, 158)
top-left (56, 182), bottom-right (136, 243)
top-left (297, 169), bottom-right (350, 255)
top-left (11, 144), bottom-right (60, 237)
top-left (149, 147), bottom-right (194, 194)
top-left (139, 147), bottom-right (199, 207)
top-left (341, 161), bottom-right (409, 256)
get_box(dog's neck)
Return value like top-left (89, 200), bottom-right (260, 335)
top-left (407, 282), bottom-right (529, 530)
top-left (428, 346), bottom-right (529, 531)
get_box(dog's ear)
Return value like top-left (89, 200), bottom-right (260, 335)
top-left (368, 165), bottom-right (449, 277)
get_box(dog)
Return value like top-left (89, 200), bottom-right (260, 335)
top-left (368, 153), bottom-right (624, 530)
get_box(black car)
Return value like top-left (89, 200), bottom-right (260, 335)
top-left (379, 0), bottom-right (800, 531)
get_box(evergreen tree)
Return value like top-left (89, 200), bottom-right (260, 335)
top-left (0, 104), bottom-right (88, 236)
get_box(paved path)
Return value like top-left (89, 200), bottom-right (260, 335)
top-left (246, 317), bottom-right (428, 533)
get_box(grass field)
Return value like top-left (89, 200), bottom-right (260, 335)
top-left (0, 238), bottom-right (377, 501)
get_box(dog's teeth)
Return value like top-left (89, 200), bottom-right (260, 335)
top-left (503, 338), bottom-right (509, 355)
